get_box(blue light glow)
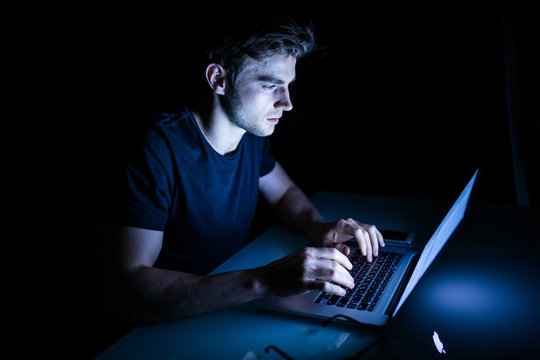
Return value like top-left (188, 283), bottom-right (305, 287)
top-left (418, 264), bottom-right (535, 331)
top-left (393, 170), bottom-right (478, 316)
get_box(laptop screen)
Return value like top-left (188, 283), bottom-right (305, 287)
top-left (392, 169), bottom-right (478, 317)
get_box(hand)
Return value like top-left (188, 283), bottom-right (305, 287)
top-left (254, 247), bottom-right (355, 298)
top-left (314, 218), bottom-right (385, 262)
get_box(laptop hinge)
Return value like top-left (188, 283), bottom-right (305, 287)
top-left (385, 252), bottom-right (419, 317)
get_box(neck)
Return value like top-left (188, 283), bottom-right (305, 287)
top-left (193, 99), bottom-right (245, 156)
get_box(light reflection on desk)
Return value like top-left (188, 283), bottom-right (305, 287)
top-left (427, 265), bottom-right (529, 321)
top-left (400, 262), bottom-right (539, 358)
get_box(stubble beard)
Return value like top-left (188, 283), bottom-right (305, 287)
top-left (220, 85), bottom-right (274, 137)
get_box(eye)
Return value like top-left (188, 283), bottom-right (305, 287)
top-left (262, 84), bottom-right (276, 90)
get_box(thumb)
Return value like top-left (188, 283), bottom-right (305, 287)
top-left (335, 243), bottom-right (351, 256)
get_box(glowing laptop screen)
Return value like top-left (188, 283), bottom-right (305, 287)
top-left (393, 169), bottom-right (478, 317)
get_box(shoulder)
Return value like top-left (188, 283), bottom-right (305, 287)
top-left (150, 111), bottom-right (190, 127)
top-left (140, 108), bottom-right (195, 146)
top-left (128, 111), bottom-right (190, 168)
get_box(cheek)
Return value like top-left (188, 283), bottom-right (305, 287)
top-left (234, 82), bottom-right (275, 113)
top-left (242, 91), bottom-right (273, 111)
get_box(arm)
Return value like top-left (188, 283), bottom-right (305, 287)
top-left (101, 226), bottom-right (263, 325)
top-left (258, 161), bottom-right (325, 238)
top-left (259, 162), bottom-right (385, 261)
top-left (101, 225), bottom-right (355, 325)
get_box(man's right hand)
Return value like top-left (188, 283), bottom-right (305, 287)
top-left (252, 247), bottom-right (355, 298)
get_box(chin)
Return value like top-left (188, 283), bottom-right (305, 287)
top-left (262, 127), bottom-right (276, 136)
top-left (249, 126), bottom-right (275, 137)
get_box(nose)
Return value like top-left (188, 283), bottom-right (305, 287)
top-left (275, 88), bottom-right (293, 112)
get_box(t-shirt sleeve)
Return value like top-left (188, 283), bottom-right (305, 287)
top-left (114, 129), bottom-right (173, 231)
top-left (259, 137), bottom-right (276, 177)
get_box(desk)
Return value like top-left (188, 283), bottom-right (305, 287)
top-left (96, 192), bottom-right (540, 359)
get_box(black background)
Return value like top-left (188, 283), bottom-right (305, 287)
top-left (5, 1), bottom-right (539, 358)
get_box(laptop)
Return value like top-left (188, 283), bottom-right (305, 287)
top-left (254, 169), bottom-right (479, 326)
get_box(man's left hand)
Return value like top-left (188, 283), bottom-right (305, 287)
top-left (313, 218), bottom-right (385, 262)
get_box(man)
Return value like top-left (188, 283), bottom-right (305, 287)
top-left (101, 17), bottom-right (385, 325)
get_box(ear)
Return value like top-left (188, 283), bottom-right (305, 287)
top-left (205, 63), bottom-right (226, 95)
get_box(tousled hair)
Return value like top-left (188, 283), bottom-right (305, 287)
top-left (208, 17), bottom-right (316, 86)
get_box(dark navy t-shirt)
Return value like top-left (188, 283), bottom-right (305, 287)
top-left (115, 107), bottom-right (276, 274)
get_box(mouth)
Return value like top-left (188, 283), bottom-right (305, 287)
top-left (267, 116), bottom-right (281, 124)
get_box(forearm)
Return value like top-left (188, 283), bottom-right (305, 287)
top-left (120, 266), bottom-right (262, 325)
top-left (272, 184), bottom-right (325, 241)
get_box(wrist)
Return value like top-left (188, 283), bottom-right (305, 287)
top-left (306, 220), bottom-right (328, 245)
top-left (246, 268), bottom-right (268, 299)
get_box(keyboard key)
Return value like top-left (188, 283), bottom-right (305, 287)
top-left (326, 295), bottom-right (340, 306)
top-left (314, 249), bottom-right (403, 311)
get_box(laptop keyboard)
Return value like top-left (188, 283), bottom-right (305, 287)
top-left (314, 250), bottom-right (403, 311)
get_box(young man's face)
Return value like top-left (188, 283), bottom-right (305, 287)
top-left (223, 53), bottom-right (296, 137)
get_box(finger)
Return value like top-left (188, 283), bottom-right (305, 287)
top-left (309, 247), bottom-right (352, 270)
top-left (352, 226), bottom-right (368, 258)
top-left (377, 228), bottom-right (385, 247)
top-left (350, 226), bottom-right (370, 260)
top-left (335, 243), bottom-right (350, 256)
top-left (364, 230), bottom-right (373, 262)
top-left (310, 280), bottom-right (347, 297)
top-left (310, 259), bottom-right (355, 289)
top-left (340, 219), bottom-right (380, 262)
top-left (364, 224), bottom-right (379, 257)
